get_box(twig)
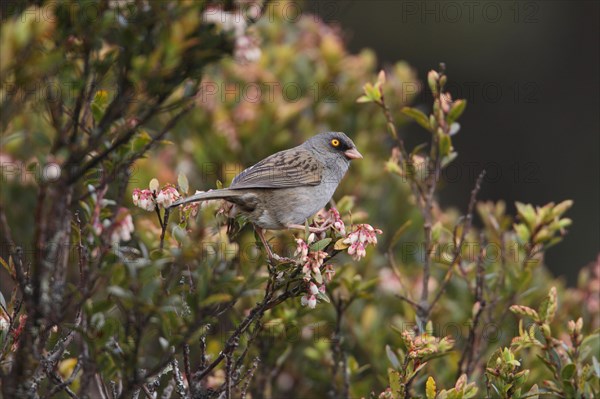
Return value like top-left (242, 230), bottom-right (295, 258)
top-left (160, 208), bottom-right (170, 250)
top-left (182, 344), bottom-right (192, 394)
top-left (192, 292), bottom-right (269, 382)
top-left (225, 350), bottom-right (234, 399)
top-left (46, 358), bottom-right (83, 398)
top-left (171, 359), bottom-right (188, 398)
top-left (47, 371), bottom-right (81, 399)
top-left (240, 357), bottom-right (260, 399)
top-left (199, 334), bottom-right (207, 370)
top-left (457, 233), bottom-right (487, 378)
top-left (66, 45), bottom-right (92, 145)
top-left (428, 170), bottom-right (486, 314)
top-left (74, 211), bottom-right (88, 290)
top-left (395, 294), bottom-right (424, 313)
top-left (95, 373), bottom-right (109, 399)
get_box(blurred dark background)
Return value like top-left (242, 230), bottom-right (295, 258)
top-left (308, 0), bottom-right (599, 283)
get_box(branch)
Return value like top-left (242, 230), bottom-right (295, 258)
top-left (457, 233), bottom-right (486, 377)
top-left (428, 170), bottom-right (486, 314)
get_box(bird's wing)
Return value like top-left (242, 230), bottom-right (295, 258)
top-left (230, 147), bottom-right (323, 189)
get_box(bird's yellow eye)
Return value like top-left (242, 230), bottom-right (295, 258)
top-left (331, 139), bottom-right (340, 147)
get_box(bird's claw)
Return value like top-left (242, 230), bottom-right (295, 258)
top-left (270, 253), bottom-right (295, 264)
top-left (287, 223), bottom-right (332, 234)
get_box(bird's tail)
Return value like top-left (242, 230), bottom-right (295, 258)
top-left (170, 188), bottom-right (237, 208)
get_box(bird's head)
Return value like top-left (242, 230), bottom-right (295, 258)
top-left (305, 132), bottom-right (363, 161)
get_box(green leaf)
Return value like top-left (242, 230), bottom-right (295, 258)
top-left (386, 345), bottom-right (401, 369)
top-left (310, 238), bottom-right (332, 252)
top-left (538, 287), bottom-right (557, 324)
top-left (313, 267), bottom-right (323, 284)
top-left (334, 238), bottom-right (349, 250)
top-left (388, 368), bottom-right (402, 399)
top-left (131, 130), bottom-right (152, 152)
top-left (553, 199), bottom-right (573, 217)
top-left (447, 99), bottom-right (467, 123)
top-left (172, 225), bottom-right (187, 243)
top-left (592, 356), bottom-right (600, 377)
top-left (441, 151), bottom-right (458, 168)
top-left (449, 122), bottom-right (460, 136)
top-left (177, 172), bottom-right (189, 194)
top-left (463, 384), bottom-right (478, 399)
top-left (515, 202), bottom-right (536, 229)
top-left (91, 90), bottom-right (109, 123)
top-left (0, 256), bottom-right (13, 276)
top-left (431, 221), bottom-right (443, 242)
top-left (581, 333), bottom-right (600, 361)
top-left (525, 384), bottom-right (539, 399)
top-left (386, 158), bottom-right (402, 175)
top-left (514, 223), bottom-right (531, 243)
top-left (336, 196), bottom-right (355, 214)
top-left (402, 107), bottom-right (431, 131)
top-left (358, 277), bottom-right (380, 292)
top-left (561, 363), bottom-right (576, 380)
top-left (317, 291), bottom-right (330, 303)
top-left (363, 82), bottom-right (382, 103)
top-left (426, 376), bottom-right (437, 399)
top-left (149, 178), bottom-right (159, 192)
top-left (439, 133), bottom-right (452, 156)
top-left (563, 380), bottom-right (576, 397)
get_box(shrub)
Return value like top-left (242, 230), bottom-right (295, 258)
top-left (1, 1), bottom-right (598, 398)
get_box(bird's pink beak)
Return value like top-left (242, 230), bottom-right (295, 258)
top-left (344, 147), bottom-right (363, 160)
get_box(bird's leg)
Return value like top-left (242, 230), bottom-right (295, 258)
top-left (255, 227), bottom-right (294, 264)
top-left (255, 227), bottom-right (275, 259)
top-left (286, 224), bottom-right (331, 233)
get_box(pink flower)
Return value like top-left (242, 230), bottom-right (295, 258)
top-left (132, 188), bottom-right (155, 211)
top-left (330, 208), bottom-right (346, 235)
top-left (343, 224), bottom-right (382, 261)
top-left (92, 220), bottom-right (103, 236)
top-left (301, 250), bottom-right (327, 279)
top-left (183, 201), bottom-right (200, 218)
top-left (301, 294), bottom-right (317, 309)
top-left (107, 208), bottom-right (134, 243)
top-left (294, 238), bottom-right (309, 262)
top-left (155, 185), bottom-right (180, 208)
top-left (308, 282), bottom-right (319, 295)
top-left (311, 207), bottom-right (346, 236)
top-left (440, 93), bottom-right (453, 113)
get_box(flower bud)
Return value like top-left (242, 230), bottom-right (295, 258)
top-left (427, 70), bottom-right (439, 94)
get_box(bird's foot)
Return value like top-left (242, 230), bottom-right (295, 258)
top-left (270, 253), bottom-right (295, 264)
top-left (255, 227), bottom-right (294, 264)
top-left (286, 223), bottom-right (331, 234)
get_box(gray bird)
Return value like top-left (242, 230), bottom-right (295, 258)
top-left (170, 132), bottom-right (362, 258)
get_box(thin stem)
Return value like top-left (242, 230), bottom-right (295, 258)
top-left (428, 170), bottom-right (486, 314)
top-left (457, 233), bottom-right (486, 378)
